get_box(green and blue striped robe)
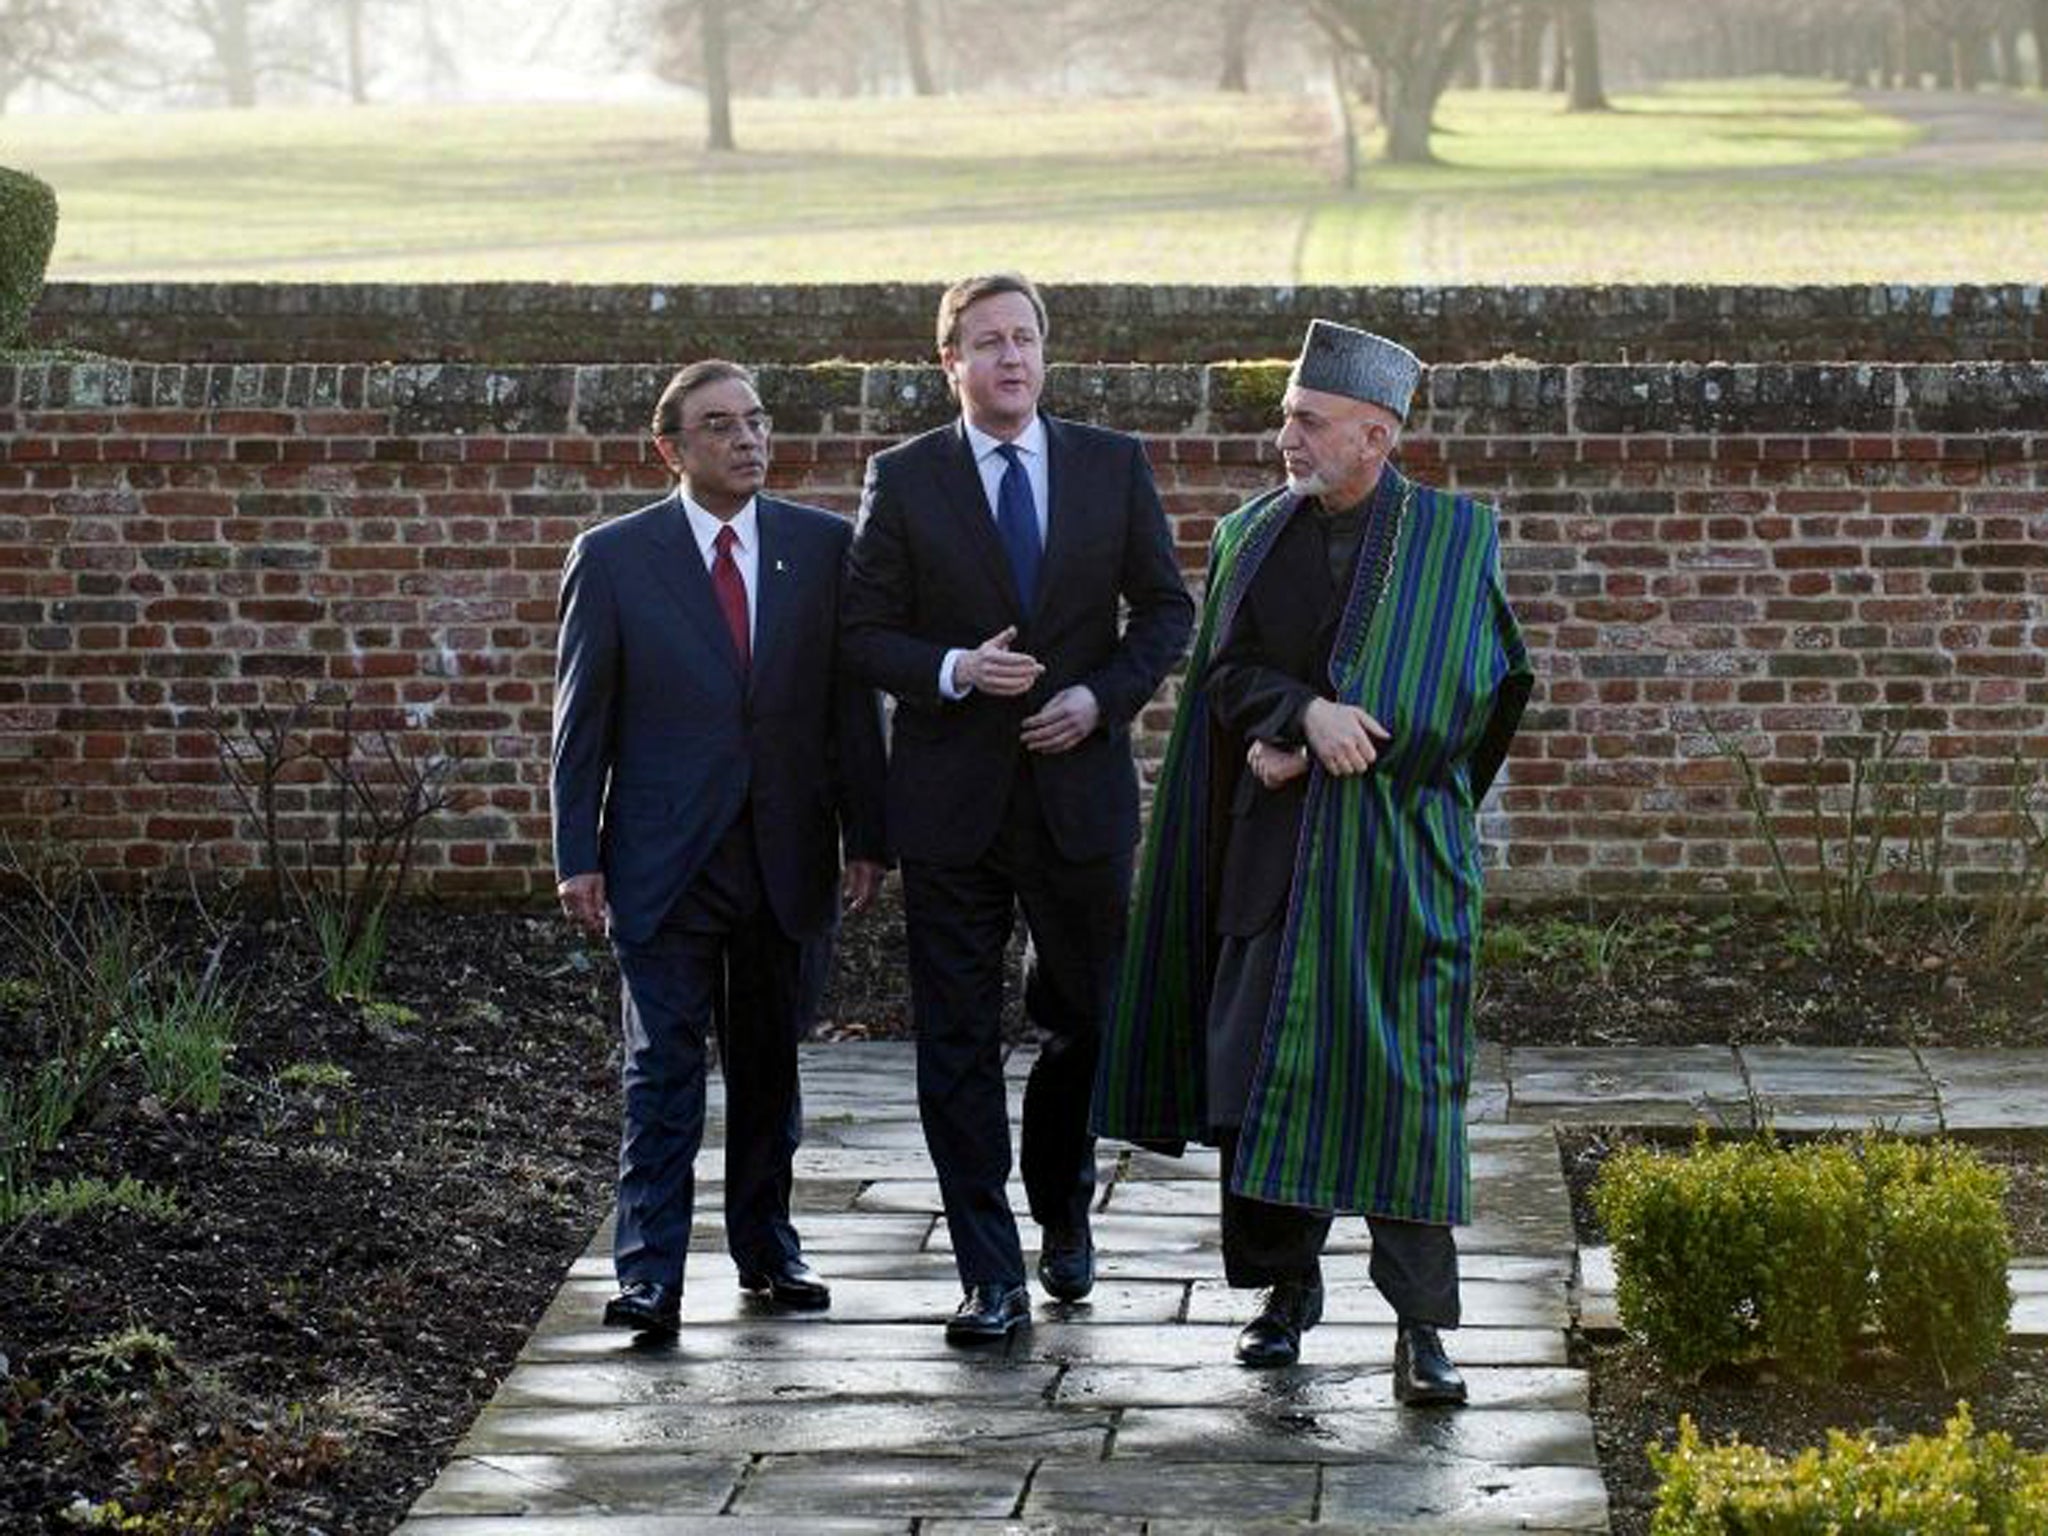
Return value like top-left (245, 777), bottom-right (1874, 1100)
top-left (1095, 467), bottom-right (1533, 1225)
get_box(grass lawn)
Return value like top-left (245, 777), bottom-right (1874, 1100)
top-left (4, 79), bottom-right (2041, 282)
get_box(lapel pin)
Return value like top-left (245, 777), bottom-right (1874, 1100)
top-left (774, 558), bottom-right (788, 573)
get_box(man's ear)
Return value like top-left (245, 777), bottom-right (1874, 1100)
top-left (652, 434), bottom-right (682, 474)
top-left (938, 345), bottom-right (961, 396)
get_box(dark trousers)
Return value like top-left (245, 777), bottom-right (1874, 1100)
top-left (1217, 1132), bottom-right (1461, 1327)
top-left (610, 812), bottom-right (806, 1291)
top-left (903, 767), bottom-right (1132, 1286)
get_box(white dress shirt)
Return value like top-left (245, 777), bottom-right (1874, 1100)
top-left (681, 491), bottom-right (759, 648)
top-left (941, 416), bottom-right (1049, 699)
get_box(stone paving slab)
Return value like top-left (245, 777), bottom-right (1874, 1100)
top-left (1737, 1046), bottom-right (1941, 1134)
top-left (463, 1403), bottom-right (1113, 1459)
top-left (403, 1520), bottom-right (909, 1534)
top-left (1319, 1461), bottom-right (1609, 1531)
top-left (1919, 1049), bottom-right (2048, 1134)
top-left (491, 1357), bottom-right (1062, 1410)
top-left (1025, 1460), bottom-right (1317, 1522)
top-left (1110, 1406), bottom-right (1599, 1467)
top-left (1020, 1322), bottom-right (1569, 1369)
top-left (1506, 1046), bottom-right (1751, 1128)
top-left (410, 1453), bottom-right (746, 1518)
top-left (733, 1457), bottom-right (1033, 1519)
top-left (1054, 1362), bottom-right (1587, 1411)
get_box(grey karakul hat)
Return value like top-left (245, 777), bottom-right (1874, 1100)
top-left (1291, 319), bottom-right (1423, 420)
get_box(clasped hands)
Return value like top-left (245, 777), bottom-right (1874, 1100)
top-left (957, 625), bottom-right (1098, 755)
top-left (1246, 698), bottom-right (1392, 789)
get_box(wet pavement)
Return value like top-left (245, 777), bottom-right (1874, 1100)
top-left (401, 1040), bottom-right (2048, 1533)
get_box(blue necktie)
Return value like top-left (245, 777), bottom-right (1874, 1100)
top-left (994, 442), bottom-right (1042, 611)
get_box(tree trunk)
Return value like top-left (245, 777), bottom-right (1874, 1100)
top-left (1331, 47), bottom-right (1357, 190)
top-left (217, 0), bottom-right (257, 107)
top-left (703, 0), bottom-right (735, 151)
top-left (1512, 1), bottom-right (1544, 88)
top-left (344, 0), bottom-right (369, 103)
top-left (1565, 0), bottom-right (1607, 111)
top-left (2035, 0), bottom-right (2048, 90)
top-left (1219, 0), bottom-right (1251, 91)
top-left (902, 0), bottom-right (936, 96)
top-left (1546, 0), bottom-right (1569, 93)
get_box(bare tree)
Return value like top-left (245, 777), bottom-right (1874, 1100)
top-left (1219, 0), bottom-right (1253, 88)
top-left (1563, 0), bottom-right (1609, 109)
top-left (902, 0), bottom-right (937, 94)
top-left (0, 0), bottom-right (130, 112)
top-left (1310, 0), bottom-right (1494, 164)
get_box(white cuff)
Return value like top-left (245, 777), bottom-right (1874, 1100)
top-left (939, 648), bottom-right (973, 700)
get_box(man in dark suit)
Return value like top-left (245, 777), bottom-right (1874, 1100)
top-left (552, 359), bottom-right (887, 1336)
top-left (842, 273), bottom-right (1194, 1343)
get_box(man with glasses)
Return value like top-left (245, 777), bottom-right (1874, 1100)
top-left (552, 359), bottom-right (887, 1336)
top-left (842, 273), bottom-right (1194, 1343)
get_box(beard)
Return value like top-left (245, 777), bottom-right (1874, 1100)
top-left (1284, 467), bottom-right (1327, 497)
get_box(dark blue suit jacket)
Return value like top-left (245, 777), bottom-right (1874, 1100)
top-left (550, 492), bottom-right (887, 946)
top-left (841, 414), bottom-right (1194, 867)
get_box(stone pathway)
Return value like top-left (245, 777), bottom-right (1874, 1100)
top-left (399, 1041), bottom-right (2048, 1534)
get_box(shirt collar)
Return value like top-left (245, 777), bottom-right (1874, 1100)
top-left (964, 414), bottom-right (1047, 466)
top-left (680, 490), bottom-right (759, 557)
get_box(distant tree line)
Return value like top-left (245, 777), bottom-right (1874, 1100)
top-left (4, 0), bottom-right (2043, 168)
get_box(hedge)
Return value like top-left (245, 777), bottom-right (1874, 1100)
top-left (1651, 1407), bottom-right (2048, 1535)
top-left (0, 166), bottom-right (59, 348)
top-left (1595, 1132), bottom-right (2011, 1385)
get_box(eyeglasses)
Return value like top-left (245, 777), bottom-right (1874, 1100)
top-left (683, 410), bottom-right (773, 442)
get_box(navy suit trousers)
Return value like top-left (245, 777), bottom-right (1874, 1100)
top-left (610, 812), bottom-right (806, 1291)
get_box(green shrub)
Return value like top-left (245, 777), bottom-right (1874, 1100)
top-left (1650, 1406), bottom-right (2048, 1535)
top-left (1866, 1139), bottom-right (2012, 1387)
top-left (1597, 1133), bottom-right (2013, 1385)
top-left (0, 166), bottom-right (58, 348)
top-left (1596, 1134), bottom-right (1869, 1381)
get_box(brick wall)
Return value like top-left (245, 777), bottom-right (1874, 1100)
top-left (2, 358), bottom-right (2045, 902)
top-left (33, 282), bottom-right (2048, 365)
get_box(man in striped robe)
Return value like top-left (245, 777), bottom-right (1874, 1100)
top-left (1094, 321), bottom-right (1533, 1403)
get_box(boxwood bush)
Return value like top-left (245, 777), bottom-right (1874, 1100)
top-left (1650, 1407), bottom-right (2048, 1535)
top-left (1, 166), bottom-right (59, 348)
top-left (1595, 1131), bottom-right (2010, 1384)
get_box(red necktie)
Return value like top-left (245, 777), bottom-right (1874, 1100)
top-left (712, 524), bottom-right (749, 672)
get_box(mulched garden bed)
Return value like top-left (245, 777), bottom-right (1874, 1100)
top-left (1, 903), bottom-right (619, 1535)
top-left (1561, 1126), bottom-right (2048, 1535)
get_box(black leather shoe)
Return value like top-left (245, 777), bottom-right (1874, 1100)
top-left (945, 1282), bottom-right (1031, 1344)
top-left (1037, 1221), bottom-right (1095, 1302)
top-left (1394, 1321), bottom-right (1467, 1406)
top-left (602, 1280), bottom-right (680, 1335)
top-left (738, 1255), bottom-right (832, 1311)
top-left (1234, 1277), bottom-right (1324, 1368)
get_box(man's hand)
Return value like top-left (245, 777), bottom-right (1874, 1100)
top-left (957, 625), bottom-right (1044, 697)
top-left (1303, 699), bottom-right (1392, 777)
top-left (842, 859), bottom-right (885, 917)
top-left (557, 872), bottom-right (610, 935)
top-left (1247, 738), bottom-right (1310, 790)
top-left (1021, 685), bottom-right (1100, 755)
